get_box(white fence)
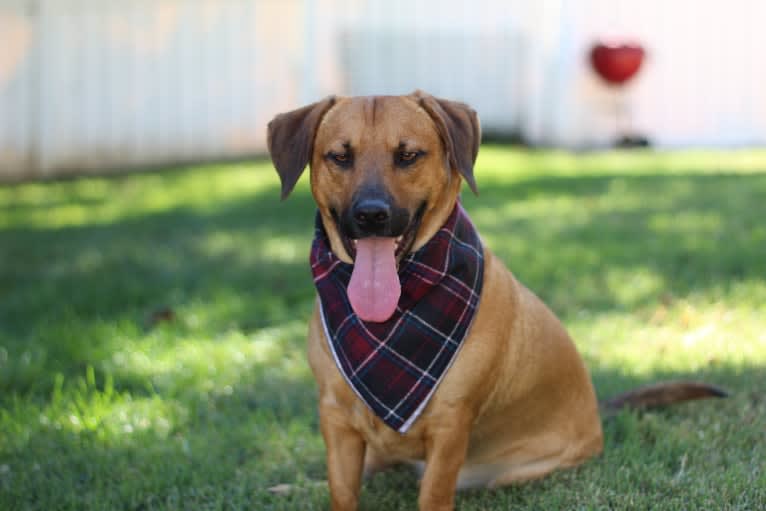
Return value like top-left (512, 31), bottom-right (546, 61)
top-left (1, 0), bottom-right (302, 179)
top-left (1, 0), bottom-right (765, 180)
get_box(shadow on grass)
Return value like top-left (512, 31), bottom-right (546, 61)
top-left (2, 169), bottom-right (764, 381)
top-left (463, 171), bottom-right (766, 314)
top-left (4, 171), bottom-right (765, 323)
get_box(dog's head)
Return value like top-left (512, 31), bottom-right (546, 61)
top-left (268, 91), bottom-right (480, 260)
top-left (267, 91), bottom-right (481, 321)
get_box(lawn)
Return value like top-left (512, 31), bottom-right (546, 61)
top-left (1, 147), bottom-right (765, 510)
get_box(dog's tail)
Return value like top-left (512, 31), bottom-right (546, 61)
top-left (601, 381), bottom-right (728, 412)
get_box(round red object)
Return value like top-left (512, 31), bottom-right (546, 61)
top-left (590, 42), bottom-right (645, 85)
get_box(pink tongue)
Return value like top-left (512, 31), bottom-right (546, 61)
top-left (348, 237), bottom-right (401, 323)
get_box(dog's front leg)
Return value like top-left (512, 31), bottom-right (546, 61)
top-left (320, 405), bottom-right (366, 511)
top-left (418, 415), bottom-right (472, 511)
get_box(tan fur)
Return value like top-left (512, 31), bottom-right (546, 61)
top-left (269, 92), bottom-right (602, 510)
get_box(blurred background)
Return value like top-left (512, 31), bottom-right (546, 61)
top-left (2, 0), bottom-right (765, 180)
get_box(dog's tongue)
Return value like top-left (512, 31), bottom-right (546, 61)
top-left (348, 237), bottom-right (400, 323)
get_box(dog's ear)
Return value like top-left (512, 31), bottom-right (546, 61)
top-left (414, 91), bottom-right (481, 195)
top-left (267, 96), bottom-right (336, 199)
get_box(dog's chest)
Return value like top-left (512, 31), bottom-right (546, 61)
top-left (309, 308), bottom-right (431, 460)
top-left (349, 400), bottom-right (428, 459)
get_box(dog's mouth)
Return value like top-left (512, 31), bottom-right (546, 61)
top-left (331, 201), bottom-right (426, 264)
top-left (329, 202), bottom-right (426, 323)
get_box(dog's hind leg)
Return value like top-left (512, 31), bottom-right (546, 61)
top-left (454, 450), bottom-right (571, 489)
top-left (457, 446), bottom-right (590, 489)
top-left (486, 454), bottom-right (575, 487)
top-left (458, 426), bottom-right (603, 489)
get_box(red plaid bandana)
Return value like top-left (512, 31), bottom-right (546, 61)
top-left (310, 203), bottom-right (484, 433)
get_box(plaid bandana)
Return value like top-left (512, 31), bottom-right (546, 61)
top-left (310, 203), bottom-right (484, 433)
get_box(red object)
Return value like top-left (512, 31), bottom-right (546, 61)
top-left (590, 42), bottom-right (645, 85)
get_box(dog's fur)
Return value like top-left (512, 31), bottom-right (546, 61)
top-left (267, 92), bottom-right (725, 511)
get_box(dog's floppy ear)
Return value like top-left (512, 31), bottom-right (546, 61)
top-left (267, 96), bottom-right (336, 199)
top-left (414, 90), bottom-right (481, 195)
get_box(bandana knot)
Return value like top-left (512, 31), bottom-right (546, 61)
top-left (310, 203), bottom-right (484, 433)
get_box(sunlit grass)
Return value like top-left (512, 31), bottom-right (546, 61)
top-left (0, 161), bottom-right (277, 229)
top-left (1, 147), bottom-right (765, 509)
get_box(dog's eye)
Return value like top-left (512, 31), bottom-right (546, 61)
top-left (395, 150), bottom-right (423, 167)
top-left (327, 151), bottom-right (353, 169)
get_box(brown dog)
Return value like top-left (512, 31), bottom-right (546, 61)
top-left (267, 91), bottom-right (725, 511)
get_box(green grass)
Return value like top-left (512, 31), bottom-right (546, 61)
top-left (1, 147), bottom-right (765, 510)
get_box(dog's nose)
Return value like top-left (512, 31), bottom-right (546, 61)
top-left (352, 198), bottom-right (391, 234)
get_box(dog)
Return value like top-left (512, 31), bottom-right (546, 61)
top-left (267, 91), bottom-right (726, 511)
